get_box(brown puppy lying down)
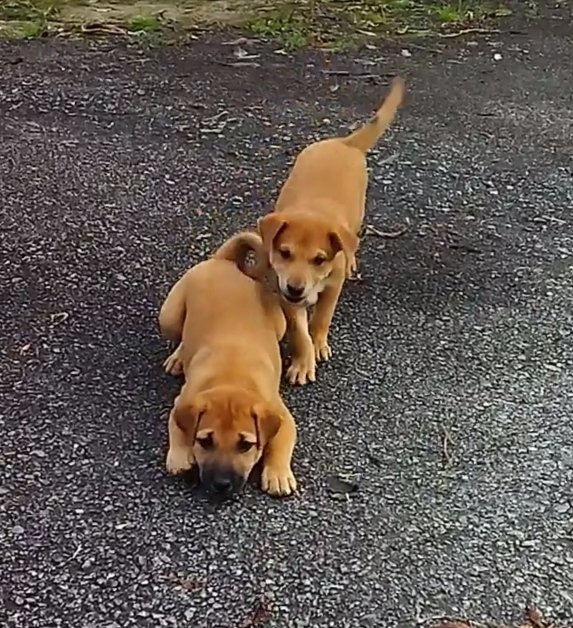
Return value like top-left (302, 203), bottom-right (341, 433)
top-left (236, 77), bottom-right (406, 385)
top-left (158, 233), bottom-right (297, 497)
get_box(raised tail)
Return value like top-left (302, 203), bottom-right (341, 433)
top-left (342, 76), bottom-right (405, 153)
top-left (212, 231), bottom-right (267, 282)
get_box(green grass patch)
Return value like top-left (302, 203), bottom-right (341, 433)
top-left (0, 0), bottom-right (513, 46)
top-left (128, 14), bottom-right (164, 33)
top-left (247, 1), bottom-right (511, 50)
top-left (0, 0), bottom-right (67, 37)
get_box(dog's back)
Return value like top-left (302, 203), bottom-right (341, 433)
top-left (188, 259), bottom-right (274, 332)
top-left (275, 138), bottom-right (367, 225)
top-left (161, 258), bottom-right (285, 385)
top-left (274, 77), bottom-right (405, 233)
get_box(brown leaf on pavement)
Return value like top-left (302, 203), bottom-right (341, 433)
top-left (526, 607), bottom-right (549, 628)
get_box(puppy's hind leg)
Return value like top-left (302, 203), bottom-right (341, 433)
top-left (159, 273), bottom-right (189, 343)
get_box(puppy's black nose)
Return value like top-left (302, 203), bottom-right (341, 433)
top-left (286, 284), bottom-right (304, 298)
top-left (211, 477), bottom-right (233, 494)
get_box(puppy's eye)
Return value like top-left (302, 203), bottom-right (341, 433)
top-left (279, 248), bottom-right (291, 260)
top-left (312, 255), bottom-right (326, 266)
top-left (196, 435), bottom-right (214, 450)
top-left (237, 440), bottom-right (255, 454)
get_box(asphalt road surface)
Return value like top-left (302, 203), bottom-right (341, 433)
top-left (1, 15), bottom-right (572, 628)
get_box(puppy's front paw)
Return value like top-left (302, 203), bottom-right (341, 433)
top-left (345, 254), bottom-right (358, 279)
top-left (286, 352), bottom-right (316, 386)
top-left (262, 464), bottom-right (297, 496)
top-left (165, 447), bottom-right (194, 475)
top-left (312, 332), bottom-right (332, 362)
top-left (163, 345), bottom-right (183, 376)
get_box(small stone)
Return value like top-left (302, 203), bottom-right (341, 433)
top-left (401, 49), bottom-right (412, 58)
top-left (12, 525), bottom-right (25, 535)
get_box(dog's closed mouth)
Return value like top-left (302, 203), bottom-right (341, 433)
top-left (284, 294), bottom-right (305, 304)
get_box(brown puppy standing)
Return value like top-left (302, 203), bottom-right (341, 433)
top-left (257, 77), bottom-right (405, 385)
top-left (159, 233), bottom-right (297, 497)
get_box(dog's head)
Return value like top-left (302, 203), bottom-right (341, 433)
top-left (258, 212), bottom-right (358, 305)
top-left (174, 386), bottom-right (281, 497)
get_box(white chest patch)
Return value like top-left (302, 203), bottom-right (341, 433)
top-left (305, 279), bottom-right (327, 306)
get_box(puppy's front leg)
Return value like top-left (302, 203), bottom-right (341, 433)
top-left (345, 252), bottom-right (358, 279)
top-left (163, 342), bottom-right (184, 376)
top-left (285, 305), bottom-right (316, 386)
top-left (165, 406), bottom-right (195, 475)
top-left (309, 275), bottom-right (344, 362)
top-left (261, 400), bottom-right (297, 497)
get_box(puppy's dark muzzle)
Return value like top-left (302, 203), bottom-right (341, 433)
top-left (284, 283), bottom-right (305, 303)
top-left (201, 467), bottom-right (245, 498)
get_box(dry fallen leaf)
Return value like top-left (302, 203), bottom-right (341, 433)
top-left (526, 607), bottom-right (548, 628)
top-left (434, 622), bottom-right (472, 628)
top-left (326, 474), bottom-right (359, 499)
top-left (239, 598), bottom-right (272, 628)
top-left (166, 573), bottom-right (202, 592)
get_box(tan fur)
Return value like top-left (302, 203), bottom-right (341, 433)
top-left (212, 230), bottom-right (268, 281)
top-left (158, 245), bottom-right (297, 497)
top-left (342, 77), bottom-right (406, 153)
top-left (258, 76), bottom-right (406, 385)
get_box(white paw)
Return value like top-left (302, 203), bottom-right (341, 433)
top-left (345, 255), bottom-right (358, 279)
top-left (286, 353), bottom-right (316, 386)
top-left (261, 465), bottom-right (297, 496)
top-left (165, 448), bottom-right (194, 475)
top-left (163, 345), bottom-right (183, 376)
top-left (312, 334), bottom-right (332, 362)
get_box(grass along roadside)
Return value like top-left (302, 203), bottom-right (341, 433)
top-left (0, 0), bottom-right (514, 46)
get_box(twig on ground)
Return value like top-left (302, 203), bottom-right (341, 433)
top-left (215, 61), bottom-right (261, 68)
top-left (202, 110), bottom-right (228, 124)
top-left (440, 424), bottom-right (454, 467)
top-left (320, 70), bottom-right (380, 80)
top-left (80, 23), bottom-right (128, 36)
top-left (379, 151), bottom-right (400, 166)
top-left (447, 242), bottom-right (483, 254)
top-left (404, 42), bottom-right (443, 54)
top-left (363, 220), bottom-right (410, 239)
top-left (439, 28), bottom-right (500, 38)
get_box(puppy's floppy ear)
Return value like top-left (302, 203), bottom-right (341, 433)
top-left (252, 403), bottom-right (281, 447)
top-left (173, 393), bottom-right (209, 440)
top-left (257, 213), bottom-right (287, 252)
top-left (329, 226), bottom-right (359, 266)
